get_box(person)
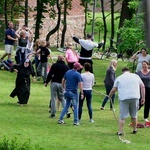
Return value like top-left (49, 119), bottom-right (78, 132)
top-left (109, 67), bottom-right (145, 135)
top-left (101, 60), bottom-right (117, 110)
top-left (65, 42), bottom-right (79, 69)
top-left (78, 62), bottom-right (95, 122)
top-left (131, 48), bottom-right (150, 72)
top-left (72, 34), bottom-right (103, 73)
top-left (36, 40), bottom-right (51, 83)
top-left (45, 56), bottom-right (70, 118)
top-left (58, 62), bottom-right (84, 125)
top-left (0, 21), bottom-right (18, 61)
top-left (10, 59), bottom-right (36, 106)
top-left (137, 61), bottom-right (150, 122)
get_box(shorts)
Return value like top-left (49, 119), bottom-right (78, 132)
top-left (5, 44), bottom-right (14, 54)
top-left (119, 99), bottom-right (139, 119)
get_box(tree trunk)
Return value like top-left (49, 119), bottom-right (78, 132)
top-left (4, 0), bottom-right (8, 28)
top-left (60, 0), bottom-right (67, 48)
top-left (110, 0), bottom-right (114, 48)
top-left (25, 0), bottom-right (28, 26)
top-left (46, 0), bottom-right (61, 43)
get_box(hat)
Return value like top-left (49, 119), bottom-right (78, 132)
top-left (73, 62), bottom-right (83, 70)
top-left (25, 59), bottom-right (30, 63)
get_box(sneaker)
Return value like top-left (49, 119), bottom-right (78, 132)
top-left (50, 114), bottom-right (55, 118)
top-left (90, 119), bottom-right (94, 123)
top-left (110, 108), bottom-right (115, 111)
top-left (144, 118), bottom-right (149, 122)
top-left (66, 112), bottom-right (71, 118)
top-left (58, 119), bottom-right (65, 124)
top-left (100, 107), bottom-right (105, 110)
top-left (116, 132), bottom-right (123, 136)
top-left (73, 122), bottom-right (80, 126)
top-left (132, 130), bottom-right (137, 134)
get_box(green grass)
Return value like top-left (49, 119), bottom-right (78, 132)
top-left (0, 49), bottom-right (149, 149)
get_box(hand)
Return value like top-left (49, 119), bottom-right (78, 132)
top-left (80, 93), bottom-right (84, 100)
top-left (141, 98), bottom-right (145, 105)
top-left (44, 83), bottom-right (48, 87)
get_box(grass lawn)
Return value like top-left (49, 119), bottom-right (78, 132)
top-left (0, 49), bottom-right (149, 150)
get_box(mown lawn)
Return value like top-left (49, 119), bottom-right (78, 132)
top-left (0, 48), bottom-right (149, 150)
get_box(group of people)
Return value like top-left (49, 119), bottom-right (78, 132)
top-left (1, 21), bottom-right (150, 134)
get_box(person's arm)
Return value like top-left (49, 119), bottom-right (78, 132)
top-left (140, 82), bottom-right (145, 104)
top-left (62, 78), bottom-right (66, 89)
top-left (15, 28), bottom-right (21, 39)
top-left (72, 36), bottom-right (80, 44)
top-left (108, 87), bottom-right (117, 98)
top-left (131, 50), bottom-right (140, 60)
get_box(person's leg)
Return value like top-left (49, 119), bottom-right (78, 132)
top-left (78, 92), bottom-right (84, 120)
top-left (85, 90), bottom-right (93, 120)
top-left (41, 62), bottom-right (47, 82)
top-left (50, 82), bottom-right (57, 117)
top-left (144, 87), bottom-right (150, 120)
top-left (37, 62), bottom-right (42, 79)
top-left (131, 117), bottom-right (137, 132)
top-left (118, 119), bottom-right (126, 133)
top-left (1, 45), bottom-right (9, 60)
top-left (110, 93), bottom-right (115, 109)
top-left (8, 45), bottom-right (14, 60)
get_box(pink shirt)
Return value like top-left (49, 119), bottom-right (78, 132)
top-left (65, 48), bottom-right (79, 63)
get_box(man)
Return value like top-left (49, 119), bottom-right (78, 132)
top-left (1, 21), bottom-right (17, 61)
top-left (109, 67), bottom-right (145, 135)
top-left (45, 56), bottom-right (69, 118)
top-left (58, 62), bottom-right (83, 125)
top-left (72, 34), bottom-right (103, 73)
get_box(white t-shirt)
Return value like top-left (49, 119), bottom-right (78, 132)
top-left (113, 72), bottom-right (143, 101)
top-left (81, 72), bottom-right (94, 90)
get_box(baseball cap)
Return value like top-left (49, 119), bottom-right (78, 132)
top-left (73, 62), bottom-right (83, 70)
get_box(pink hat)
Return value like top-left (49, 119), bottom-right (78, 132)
top-left (73, 62), bottom-right (83, 70)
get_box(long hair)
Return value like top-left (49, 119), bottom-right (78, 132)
top-left (108, 59), bottom-right (117, 71)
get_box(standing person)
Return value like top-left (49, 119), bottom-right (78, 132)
top-left (10, 59), bottom-right (36, 106)
top-left (0, 21), bottom-right (17, 61)
top-left (65, 42), bottom-right (79, 69)
top-left (72, 34), bottom-right (103, 73)
top-left (109, 67), bottom-right (145, 135)
top-left (45, 56), bottom-right (69, 118)
top-left (58, 62), bottom-right (84, 125)
top-left (137, 61), bottom-right (150, 122)
top-left (78, 62), bottom-right (95, 122)
top-left (101, 60), bottom-right (117, 110)
top-left (131, 48), bottom-right (150, 72)
top-left (36, 40), bottom-right (50, 83)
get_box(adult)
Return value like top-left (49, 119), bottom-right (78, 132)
top-left (78, 62), bottom-right (95, 122)
top-left (65, 43), bottom-right (79, 69)
top-left (45, 56), bottom-right (69, 118)
top-left (10, 59), bottom-right (36, 106)
top-left (58, 62), bottom-right (83, 125)
top-left (101, 60), bottom-right (117, 110)
top-left (131, 48), bottom-right (150, 72)
top-left (137, 61), bottom-right (150, 122)
top-left (72, 34), bottom-right (103, 73)
top-left (0, 21), bottom-right (17, 61)
top-left (109, 67), bottom-right (145, 135)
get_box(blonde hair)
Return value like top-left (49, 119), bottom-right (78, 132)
top-left (108, 59), bottom-right (117, 71)
top-left (20, 30), bottom-right (26, 37)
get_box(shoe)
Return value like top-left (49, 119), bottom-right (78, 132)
top-left (144, 118), bottom-right (149, 122)
top-left (58, 119), bottom-right (65, 124)
top-left (110, 108), bottom-right (115, 111)
top-left (100, 107), bottom-right (105, 110)
top-left (66, 112), bottom-right (71, 118)
top-left (73, 122), bottom-right (80, 126)
top-left (49, 110), bottom-right (51, 113)
top-left (132, 130), bottom-right (137, 134)
top-left (116, 132), bottom-right (123, 136)
top-left (90, 119), bottom-right (94, 123)
top-left (50, 114), bottom-right (55, 118)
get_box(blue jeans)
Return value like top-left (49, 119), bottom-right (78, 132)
top-left (78, 90), bottom-right (93, 120)
top-left (59, 91), bottom-right (79, 123)
top-left (101, 84), bottom-right (115, 109)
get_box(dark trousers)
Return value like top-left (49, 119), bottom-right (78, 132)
top-left (144, 87), bottom-right (150, 119)
top-left (79, 59), bottom-right (93, 73)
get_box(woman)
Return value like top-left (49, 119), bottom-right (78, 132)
top-left (65, 43), bottom-right (79, 69)
top-left (101, 59), bottom-right (117, 110)
top-left (78, 62), bottom-right (95, 122)
top-left (137, 61), bottom-right (150, 122)
top-left (131, 48), bottom-right (150, 72)
top-left (10, 59), bottom-right (36, 106)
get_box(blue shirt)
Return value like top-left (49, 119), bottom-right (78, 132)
top-left (5, 28), bottom-right (16, 45)
top-left (64, 69), bottom-right (83, 93)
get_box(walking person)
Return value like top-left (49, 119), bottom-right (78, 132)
top-left (109, 67), bottom-right (145, 135)
top-left (137, 61), bottom-right (150, 122)
top-left (78, 62), bottom-right (95, 122)
top-left (10, 59), bottom-right (36, 106)
top-left (1, 21), bottom-right (18, 61)
top-left (45, 56), bottom-right (69, 118)
top-left (101, 60), bottom-right (117, 110)
top-left (72, 33), bottom-right (103, 73)
top-left (58, 62), bottom-right (84, 125)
